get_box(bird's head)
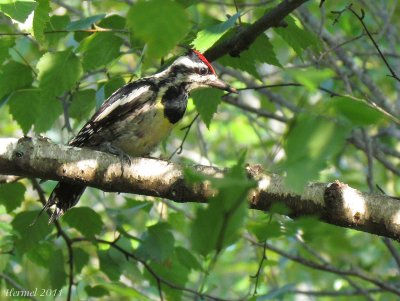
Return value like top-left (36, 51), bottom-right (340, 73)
top-left (166, 49), bottom-right (236, 93)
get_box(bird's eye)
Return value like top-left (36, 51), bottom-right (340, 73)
top-left (198, 67), bottom-right (208, 75)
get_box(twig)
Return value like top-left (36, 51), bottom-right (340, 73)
top-left (295, 235), bottom-right (375, 301)
top-left (288, 288), bottom-right (384, 296)
top-left (194, 115), bottom-right (211, 163)
top-left (349, 132), bottom-right (400, 177)
top-left (157, 278), bottom-right (164, 301)
top-left (201, 0), bottom-right (275, 7)
top-left (317, 31), bottom-right (374, 61)
top-left (258, 239), bottom-right (400, 296)
top-left (382, 238), bottom-right (400, 273)
top-left (233, 0), bottom-right (242, 26)
top-left (90, 238), bottom-right (241, 301)
top-left (52, 0), bottom-right (83, 16)
top-left (237, 82), bottom-right (343, 97)
top-left (362, 129), bottom-right (375, 192)
top-left (198, 191), bottom-right (249, 296)
top-left (250, 241), bottom-right (267, 295)
top-left (30, 179), bottom-right (75, 301)
top-left (0, 28), bottom-right (129, 37)
top-left (217, 65), bottom-right (300, 112)
top-left (331, 5), bottom-right (349, 26)
top-left (169, 114), bottom-right (199, 159)
top-left (11, 48), bottom-right (38, 76)
top-left (222, 95), bottom-right (288, 123)
top-left (347, 6), bottom-right (400, 82)
top-left (59, 93), bottom-right (74, 133)
top-left (299, 6), bottom-right (396, 116)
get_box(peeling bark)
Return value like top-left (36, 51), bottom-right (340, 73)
top-left (0, 137), bottom-right (399, 241)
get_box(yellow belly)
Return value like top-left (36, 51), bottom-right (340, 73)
top-left (114, 102), bottom-right (175, 156)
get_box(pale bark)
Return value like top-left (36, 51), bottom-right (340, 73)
top-left (1, 137), bottom-right (399, 241)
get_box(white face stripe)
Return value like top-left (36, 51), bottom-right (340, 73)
top-left (94, 86), bottom-right (150, 122)
top-left (172, 56), bottom-right (208, 72)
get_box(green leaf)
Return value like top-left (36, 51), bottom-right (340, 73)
top-left (219, 53), bottom-right (258, 79)
top-left (190, 157), bottom-right (254, 256)
top-left (98, 248), bottom-right (125, 281)
top-left (0, 61), bottom-right (33, 99)
top-left (73, 247), bottom-right (90, 274)
top-left (98, 14), bottom-right (126, 29)
top-left (219, 34), bottom-right (281, 79)
top-left (0, 253), bottom-right (10, 273)
top-left (66, 14), bottom-right (106, 30)
top-left (0, 0), bottom-right (36, 23)
top-left (100, 282), bottom-right (153, 300)
top-left (11, 210), bottom-right (52, 253)
top-left (329, 96), bottom-right (387, 126)
top-left (191, 88), bottom-right (224, 128)
top-left (257, 284), bottom-right (295, 300)
top-left (251, 34), bottom-right (282, 67)
top-left (78, 32), bottom-right (123, 70)
top-left (49, 249), bottom-right (67, 289)
top-left (191, 12), bottom-right (241, 52)
top-left (136, 223), bottom-right (175, 262)
top-left (8, 89), bottom-right (62, 134)
top-left (104, 76), bottom-right (126, 99)
top-left (0, 182), bottom-right (25, 212)
top-left (248, 219), bottom-right (283, 241)
top-left (32, 0), bottom-right (50, 45)
top-left (0, 221), bottom-right (13, 256)
top-left (175, 246), bottom-right (202, 271)
top-left (35, 93), bottom-right (63, 133)
top-left (63, 207), bottom-right (103, 238)
top-left (283, 115), bottom-right (350, 192)
top-left (274, 15), bottom-right (320, 59)
top-left (37, 49), bottom-right (83, 97)
top-left (127, 0), bottom-right (189, 59)
top-left (106, 198), bottom-right (152, 226)
top-left (44, 15), bottom-right (70, 48)
top-left (0, 37), bottom-right (14, 64)
top-left (85, 285), bottom-right (109, 297)
top-left (26, 241), bottom-right (54, 267)
top-left (145, 254), bottom-right (189, 301)
top-left (8, 90), bottom-right (37, 134)
top-left (69, 89), bottom-right (96, 122)
top-left (287, 68), bottom-right (334, 92)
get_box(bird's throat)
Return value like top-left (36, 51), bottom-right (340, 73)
top-left (161, 84), bottom-right (188, 124)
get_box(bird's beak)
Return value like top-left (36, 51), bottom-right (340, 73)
top-left (208, 78), bottom-right (237, 94)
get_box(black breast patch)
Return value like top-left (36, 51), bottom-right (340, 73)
top-left (161, 85), bottom-right (188, 124)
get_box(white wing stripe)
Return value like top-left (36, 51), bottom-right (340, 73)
top-left (93, 86), bottom-right (150, 122)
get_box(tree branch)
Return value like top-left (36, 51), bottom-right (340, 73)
top-left (205, 0), bottom-right (311, 61)
top-left (247, 237), bottom-right (400, 296)
top-left (1, 137), bottom-right (400, 241)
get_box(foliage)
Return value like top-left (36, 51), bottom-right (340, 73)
top-left (0, 0), bottom-right (399, 301)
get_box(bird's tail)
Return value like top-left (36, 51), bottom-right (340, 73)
top-left (42, 182), bottom-right (86, 223)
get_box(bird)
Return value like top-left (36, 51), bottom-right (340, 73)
top-left (43, 49), bottom-right (235, 223)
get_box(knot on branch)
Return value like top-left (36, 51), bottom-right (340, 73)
top-left (13, 136), bottom-right (35, 168)
top-left (324, 180), bottom-right (366, 224)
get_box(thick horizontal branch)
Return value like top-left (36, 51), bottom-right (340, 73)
top-left (1, 137), bottom-right (400, 241)
top-left (205, 0), bottom-right (310, 61)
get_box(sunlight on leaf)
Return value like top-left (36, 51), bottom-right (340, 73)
top-left (192, 12), bottom-right (241, 52)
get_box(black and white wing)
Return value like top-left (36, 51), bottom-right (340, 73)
top-left (69, 78), bottom-right (158, 147)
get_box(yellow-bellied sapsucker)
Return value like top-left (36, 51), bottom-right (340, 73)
top-left (43, 49), bottom-right (235, 222)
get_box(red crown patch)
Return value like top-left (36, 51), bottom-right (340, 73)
top-left (192, 49), bottom-right (216, 74)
